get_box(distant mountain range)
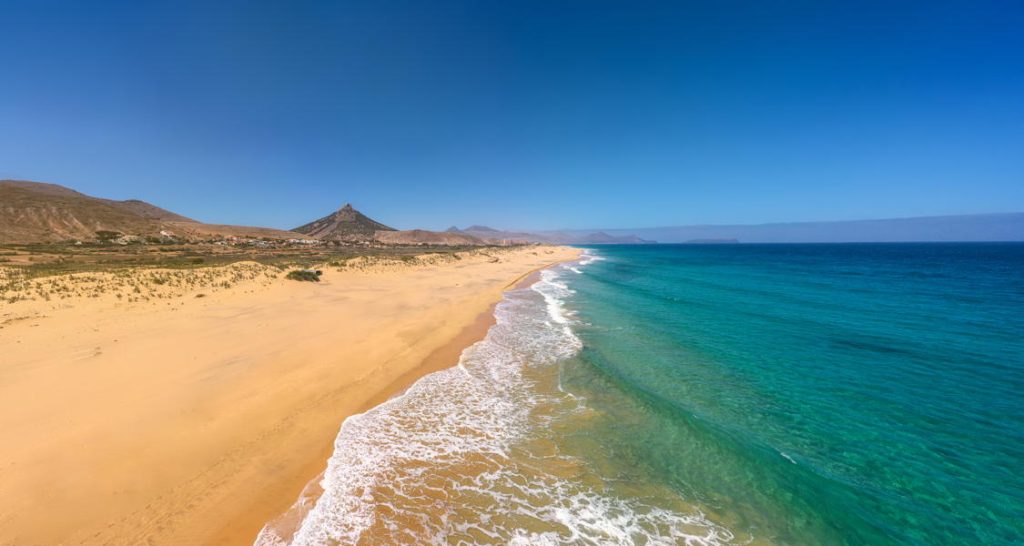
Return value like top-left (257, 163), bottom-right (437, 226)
top-left (446, 226), bottom-right (656, 245)
top-left (0, 180), bottom-right (485, 246)
top-left (446, 213), bottom-right (1024, 244)
top-left (295, 204), bottom-right (484, 246)
top-left (579, 213), bottom-right (1024, 243)
top-left (4, 179), bottom-right (1021, 245)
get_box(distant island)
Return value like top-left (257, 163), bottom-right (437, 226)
top-left (3, 179), bottom-right (1022, 248)
top-left (582, 214), bottom-right (1024, 243)
top-left (447, 225), bottom-right (656, 245)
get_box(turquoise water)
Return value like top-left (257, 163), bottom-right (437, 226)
top-left (560, 243), bottom-right (1024, 544)
top-left (261, 243), bottom-right (1022, 546)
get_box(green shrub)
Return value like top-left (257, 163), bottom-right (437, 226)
top-left (286, 270), bottom-right (321, 282)
top-left (95, 230), bottom-right (121, 242)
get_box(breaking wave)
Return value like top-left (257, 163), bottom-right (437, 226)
top-left (255, 255), bottom-right (732, 545)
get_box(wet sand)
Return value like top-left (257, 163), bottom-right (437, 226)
top-left (0, 246), bottom-right (580, 546)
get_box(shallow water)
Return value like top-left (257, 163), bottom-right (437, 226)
top-left (258, 243), bottom-right (1024, 545)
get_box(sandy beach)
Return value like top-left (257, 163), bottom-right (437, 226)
top-left (0, 245), bottom-right (580, 546)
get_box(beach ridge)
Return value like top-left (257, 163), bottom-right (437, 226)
top-left (251, 249), bottom-right (583, 545)
top-left (0, 245), bottom-right (581, 546)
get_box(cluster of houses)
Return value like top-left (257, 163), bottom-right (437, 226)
top-left (210, 236), bottom-right (323, 248)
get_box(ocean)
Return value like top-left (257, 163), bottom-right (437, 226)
top-left (257, 243), bottom-right (1024, 545)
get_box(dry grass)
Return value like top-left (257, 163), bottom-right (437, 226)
top-left (327, 247), bottom-right (523, 273)
top-left (0, 241), bottom-right (507, 279)
top-left (0, 262), bottom-right (281, 305)
top-left (0, 245), bottom-right (545, 309)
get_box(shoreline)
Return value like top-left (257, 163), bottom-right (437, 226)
top-left (352, 255), bottom-right (560, 417)
top-left (247, 254), bottom-right (579, 545)
top-left (0, 245), bottom-right (581, 546)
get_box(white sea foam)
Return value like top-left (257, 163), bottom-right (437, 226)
top-left (255, 259), bottom-right (732, 546)
top-left (577, 250), bottom-right (605, 266)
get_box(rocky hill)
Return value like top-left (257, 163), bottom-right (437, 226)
top-left (375, 229), bottom-right (484, 246)
top-left (292, 204), bottom-right (397, 241)
top-left (0, 180), bottom-right (299, 243)
top-left (449, 225), bottom-right (547, 244)
top-left (569, 231), bottom-right (655, 244)
top-left (113, 199), bottom-right (196, 222)
top-left (1, 180), bottom-right (549, 247)
top-left (449, 225), bottom-right (655, 244)
top-left (1, 180), bottom-right (169, 242)
top-left (295, 204), bottom-right (487, 245)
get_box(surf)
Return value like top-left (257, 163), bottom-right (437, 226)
top-left (256, 253), bottom-right (732, 545)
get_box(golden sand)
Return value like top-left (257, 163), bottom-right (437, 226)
top-left (0, 246), bottom-right (580, 546)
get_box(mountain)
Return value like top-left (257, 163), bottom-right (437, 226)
top-left (452, 226), bottom-right (545, 244)
top-left (374, 229), bottom-right (484, 246)
top-left (292, 204), bottom-right (397, 241)
top-left (1, 181), bottom-right (489, 246)
top-left (0, 179), bottom-right (299, 243)
top-left (568, 231), bottom-right (655, 244)
top-left (2, 180), bottom-right (170, 242)
top-left (113, 199), bottom-right (196, 222)
top-left (450, 213), bottom-right (1024, 245)
top-left (294, 205), bottom-right (490, 245)
top-left (586, 213), bottom-right (1024, 243)
top-left (449, 225), bottom-right (655, 244)
top-left (464, 225), bottom-right (500, 233)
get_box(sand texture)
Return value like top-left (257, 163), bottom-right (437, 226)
top-left (0, 245), bottom-right (580, 545)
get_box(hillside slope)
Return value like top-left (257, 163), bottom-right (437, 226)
top-left (111, 199), bottom-right (196, 222)
top-left (375, 229), bottom-right (484, 246)
top-left (293, 204), bottom-right (396, 241)
top-left (0, 180), bottom-right (165, 242)
top-left (0, 180), bottom-right (300, 243)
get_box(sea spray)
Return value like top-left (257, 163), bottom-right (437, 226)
top-left (255, 253), bottom-right (732, 546)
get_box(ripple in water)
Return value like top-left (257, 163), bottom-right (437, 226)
top-left (256, 258), bottom-right (733, 545)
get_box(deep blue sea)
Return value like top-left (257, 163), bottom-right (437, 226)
top-left (559, 243), bottom-right (1024, 544)
top-left (262, 243), bottom-right (1023, 546)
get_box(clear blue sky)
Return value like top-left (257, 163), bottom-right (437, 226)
top-left (1, 0), bottom-right (1022, 231)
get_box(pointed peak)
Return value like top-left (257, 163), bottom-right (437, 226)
top-left (445, 226), bottom-right (462, 233)
top-left (293, 203), bottom-right (396, 239)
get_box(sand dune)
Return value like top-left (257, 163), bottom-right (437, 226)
top-left (0, 245), bottom-right (580, 546)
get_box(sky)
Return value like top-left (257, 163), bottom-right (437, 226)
top-left (1, 0), bottom-right (1022, 231)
